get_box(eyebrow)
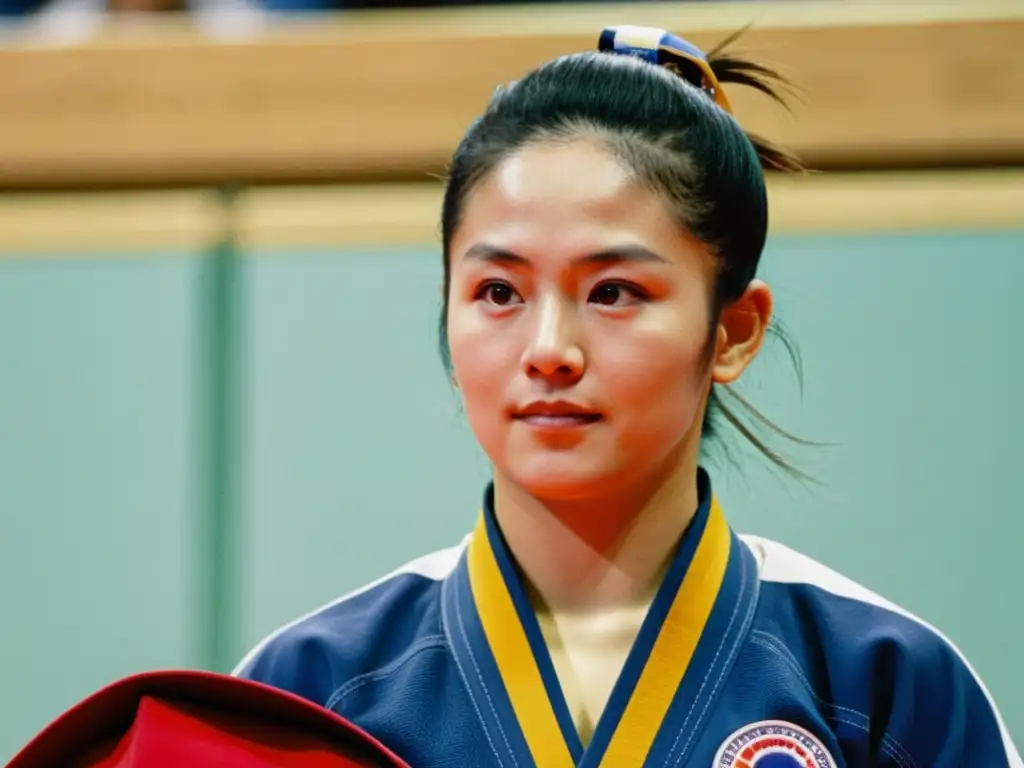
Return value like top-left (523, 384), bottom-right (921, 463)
top-left (461, 243), bottom-right (668, 266)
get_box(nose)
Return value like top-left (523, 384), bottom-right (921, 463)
top-left (521, 293), bottom-right (585, 384)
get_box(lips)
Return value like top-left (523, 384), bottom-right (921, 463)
top-left (511, 401), bottom-right (603, 428)
top-left (517, 414), bottom-right (601, 428)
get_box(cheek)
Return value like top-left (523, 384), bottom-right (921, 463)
top-left (446, 302), bottom-right (519, 417)
top-left (597, 309), bottom-right (711, 429)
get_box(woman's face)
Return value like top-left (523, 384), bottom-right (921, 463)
top-left (445, 138), bottom-right (723, 502)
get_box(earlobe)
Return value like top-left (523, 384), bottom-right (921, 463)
top-left (711, 279), bottom-right (772, 384)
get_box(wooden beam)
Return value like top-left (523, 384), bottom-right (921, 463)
top-left (1, 170), bottom-right (1019, 253)
top-left (230, 170), bottom-right (1024, 248)
top-left (0, 191), bottom-right (223, 254)
top-left (1, 2), bottom-right (1022, 188)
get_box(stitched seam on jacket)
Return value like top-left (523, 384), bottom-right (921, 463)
top-left (447, 573), bottom-right (519, 768)
top-left (668, 548), bottom-right (759, 767)
top-left (749, 632), bottom-right (919, 768)
top-left (326, 635), bottom-right (447, 710)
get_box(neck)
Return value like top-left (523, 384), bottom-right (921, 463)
top-left (492, 447), bottom-right (702, 615)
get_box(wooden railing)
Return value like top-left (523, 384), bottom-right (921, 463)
top-left (2, 0), bottom-right (1022, 188)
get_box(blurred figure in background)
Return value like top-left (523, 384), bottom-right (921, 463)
top-left (0, 0), bottom-right (734, 27)
top-left (16, 0), bottom-right (264, 42)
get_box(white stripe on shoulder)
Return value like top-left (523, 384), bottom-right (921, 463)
top-left (231, 537), bottom-right (468, 677)
top-left (742, 534), bottom-right (1023, 766)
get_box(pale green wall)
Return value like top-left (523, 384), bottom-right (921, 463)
top-left (0, 255), bottom-right (201, 760)
top-left (2, 231), bottom-right (1022, 761)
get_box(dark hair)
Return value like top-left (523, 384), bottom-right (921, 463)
top-left (438, 30), bottom-right (813, 478)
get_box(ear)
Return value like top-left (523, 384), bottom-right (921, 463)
top-left (711, 279), bottom-right (772, 384)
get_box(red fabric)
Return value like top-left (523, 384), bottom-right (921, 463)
top-left (7, 671), bottom-right (410, 768)
top-left (83, 697), bottom-right (369, 767)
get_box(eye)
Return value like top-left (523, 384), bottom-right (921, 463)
top-left (476, 281), bottom-right (523, 307)
top-left (589, 281), bottom-right (646, 307)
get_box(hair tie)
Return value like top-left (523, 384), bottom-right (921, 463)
top-left (598, 26), bottom-right (732, 114)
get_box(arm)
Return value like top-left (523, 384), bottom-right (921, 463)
top-left (880, 631), bottom-right (1021, 767)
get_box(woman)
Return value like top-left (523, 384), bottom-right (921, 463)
top-left (234, 26), bottom-right (1021, 767)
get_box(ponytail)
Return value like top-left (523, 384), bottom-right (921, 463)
top-left (707, 33), bottom-right (805, 174)
top-left (704, 32), bottom-right (820, 480)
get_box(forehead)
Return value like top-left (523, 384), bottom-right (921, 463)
top-left (492, 139), bottom-right (636, 211)
top-left (451, 138), bottom-right (698, 263)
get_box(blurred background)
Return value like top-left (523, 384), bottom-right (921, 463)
top-left (1, 0), bottom-right (1023, 761)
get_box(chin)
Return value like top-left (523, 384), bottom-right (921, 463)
top-left (505, 456), bottom-right (623, 502)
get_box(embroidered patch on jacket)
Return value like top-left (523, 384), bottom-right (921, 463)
top-left (714, 720), bottom-right (838, 768)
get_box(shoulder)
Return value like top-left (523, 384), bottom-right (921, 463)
top-left (232, 540), bottom-right (466, 707)
top-left (744, 532), bottom-right (926, 630)
top-left (741, 534), bottom-right (1021, 766)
